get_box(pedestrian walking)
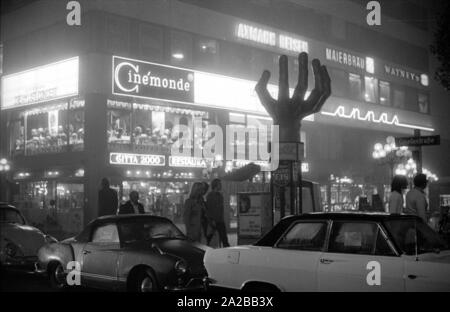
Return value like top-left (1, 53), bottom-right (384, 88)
top-left (183, 182), bottom-right (204, 242)
top-left (98, 177), bottom-right (119, 216)
top-left (405, 173), bottom-right (428, 222)
top-left (388, 175), bottom-right (408, 214)
top-left (118, 191), bottom-right (145, 214)
top-left (206, 179), bottom-right (230, 247)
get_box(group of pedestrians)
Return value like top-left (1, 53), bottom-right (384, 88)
top-left (97, 177), bottom-right (229, 247)
top-left (183, 179), bottom-right (230, 247)
top-left (388, 173), bottom-right (429, 222)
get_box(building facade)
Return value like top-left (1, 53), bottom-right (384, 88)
top-left (0, 0), bottom-right (441, 236)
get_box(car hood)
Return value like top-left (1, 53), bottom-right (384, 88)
top-left (0, 223), bottom-right (46, 256)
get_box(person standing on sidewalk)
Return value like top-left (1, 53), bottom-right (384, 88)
top-left (183, 182), bottom-right (204, 242)
top-left (98, 178), bottom-right (119, 216)
top-left (405, 173), bottom-right (428, 222)
top-left (206, 179), bottom-right (230, 247)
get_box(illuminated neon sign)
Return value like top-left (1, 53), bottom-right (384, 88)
top-left (321, 106), bottom-right (434, 132)
top-left (1, 57), bottom-right (79, 110)
top-left (236, 23), bottom-right (308, 54)
top-left (169, 156), bottom-right (208, 168)
top-left (110, 153), bottom-right (165, 166)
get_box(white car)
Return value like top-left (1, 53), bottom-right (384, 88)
top-left (204, 212), bottom-right (450, 292)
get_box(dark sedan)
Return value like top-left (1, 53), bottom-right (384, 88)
top-left (36, 215), bottom-right (210, 292)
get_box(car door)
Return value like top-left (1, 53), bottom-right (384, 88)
top-left (230, 220), bottom-right (326, 291)
top-left (81, 223), bottom-right (121, 289)
top-left (384, 218), bottom-right (450, 291)
top-left (317, 221), bottom-right (404, 291)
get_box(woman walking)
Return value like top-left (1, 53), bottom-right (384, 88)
top-left (183, 182), bottom-right (204, 242)
top-left (388, 175), bottom-right (408, 214)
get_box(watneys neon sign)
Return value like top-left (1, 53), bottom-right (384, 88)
top-left (321, 106), bottom-right (434, 132)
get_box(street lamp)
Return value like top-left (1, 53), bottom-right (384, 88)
top-left (372, 136), bottom-right (412, 181)
top-left (0, 158), bottom-right (11, 172)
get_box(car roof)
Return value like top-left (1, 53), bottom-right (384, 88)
top-left (282, 211), bottom-right (421, 222)
top-left (0, 203), bottom-right (18, 210)
top-left (94, 214), bottom-right (172, 223)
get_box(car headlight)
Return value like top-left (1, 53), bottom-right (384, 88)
top-left (174, 260), bottom-right (188, 275)
top-left (44, 235), bottom-right (58, 244)
top-left (4, 240), bottom-right (23, 258)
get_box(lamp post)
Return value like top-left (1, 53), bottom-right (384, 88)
top-left (0, 158), bottom-right (12, 202)
top-left (372, 136), bottom-right (412, 182)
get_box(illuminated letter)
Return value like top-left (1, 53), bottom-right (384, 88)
top-left (203, 124), bottom-right (223, 160)
top-left (114, 62), bottom-right (139, 93)
top-left (66, 1), bottom-right (81, 26)
top-left (367, 1), bottom-right (381, 26)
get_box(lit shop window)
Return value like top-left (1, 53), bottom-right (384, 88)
top-left (9, 112), bottom-right (25, 156)
top-left (68, 99), bottom-right (85, 151)
top-left (418, 93), bottom-right (429, 114)
top-left (348, 73), bottom-right (362, 101)
top-left (379, 81), bottom-right (391, 106)
top-left (24, 103), bottom-right (69, 155)
top-left (131, 103), bottom-right (208, 153)
top-left (364, 76), bottom-right (378, 103)
top-left (393, 87), bottom-right (405, 109)
top-left (107, 100), bottom-right (132, 145)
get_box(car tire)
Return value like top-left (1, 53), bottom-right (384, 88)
top-left (133, 269), bottom-right (159, 293)
top-left (48, 262), bottom-right (67, 290)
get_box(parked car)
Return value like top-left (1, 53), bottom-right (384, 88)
top-left (204, 212), bottom-right (450, 292)
top-left (0, 203), bottom-right (57, 271)
top-left (36, 214), bottom-right (210, 292)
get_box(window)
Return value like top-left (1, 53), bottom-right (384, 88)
top-left (276, 222), bottom-right (327, 251)
top-left (139, 24), bottom-right (164, 62)
top-left (329, 68), bottom-right (348, 98)
top-left (92, 224), bottom-right (119, 243)
top-left (384, 219), bottom-right (448, 255)
top-left (364, 76), bottom-right (378, 103)
top-left (9, 113), bottom-right (25, 156)
top-left (119, 218), bottom-right (184, 243)
top-left (170, 30), bottom-right (193, 67)
top-left (375, 230), bottom-right (395, 256)
top-left (0, 208), bottom-right (25, 225)
top-left (194, 36), bottom-right (219, 70)
top-left (393, 86), bottom-right (405, 109)
top-left (24, 103), bottom-right (68, 155)
top-left (379, 81), bottom-right (391, 106)
top-left (349, 73), bottom-right (362, 101)
top-left (68, 100), bottom-right (84, 151)
top-left (328, 222), bottom-right (377, 255)
top-left (405, 87), bottom-right (418, 112)
top-left (418, 93), bottom-right (429, 114)
top-left (107, 101), bottom-right (132, 145)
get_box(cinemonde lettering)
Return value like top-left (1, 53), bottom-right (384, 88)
top-left (114, 60), bottom-right (191, 94)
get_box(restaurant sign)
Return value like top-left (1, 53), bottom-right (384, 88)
top-left (113, 56), bottom-right (195, 104)
top-left (169, 156), bottom-right (208, 168)
top-left (1, 57), bottom-right (79, 110)
top-left (109, 152), bottom-right (165, 166)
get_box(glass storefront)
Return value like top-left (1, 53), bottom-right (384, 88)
top-left (14, 180), bottom-right (84, 238)
top-left (8, 100), bottom-right (84, 156)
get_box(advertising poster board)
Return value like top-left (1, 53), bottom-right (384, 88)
top-left (237, 192), bottom-right (272, 245)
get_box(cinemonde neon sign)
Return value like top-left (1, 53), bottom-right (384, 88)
top-left (321, 106), bottom-right (434, 132)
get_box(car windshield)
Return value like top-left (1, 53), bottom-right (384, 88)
top-left (0, 208), bottom-right (25, 225)
top-left (385, 218), bottom-right (449, 255)
top-left (118, 218), bottom-right (185, 243)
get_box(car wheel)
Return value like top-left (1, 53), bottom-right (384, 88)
top-left (135, 269), bottom-right (158, 293)
top-left (49, 262), bottom-right (67, 290)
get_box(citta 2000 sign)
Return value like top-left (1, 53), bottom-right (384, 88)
top-left (112, 56), bottom-right (195, 104)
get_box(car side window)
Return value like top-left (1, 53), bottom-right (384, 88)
top-left (276, 222), bottom-right (327, 251)
top-left (328, 222), bottom-right (377, 255)
top-left (91, 224), bottom-right (119, 243)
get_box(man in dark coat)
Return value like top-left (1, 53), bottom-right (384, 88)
top-left (206, 179), bottom-right (230, 247)
top-left (98, 178), bottom-right (118, 216)
top-left (118, 191), bottom-right (145, 214)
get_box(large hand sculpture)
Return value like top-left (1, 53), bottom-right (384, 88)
top-left (255, 52), bottom-right (331, 142)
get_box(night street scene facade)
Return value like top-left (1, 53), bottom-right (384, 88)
top-left (1, 0), bottom-right (450, 297)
